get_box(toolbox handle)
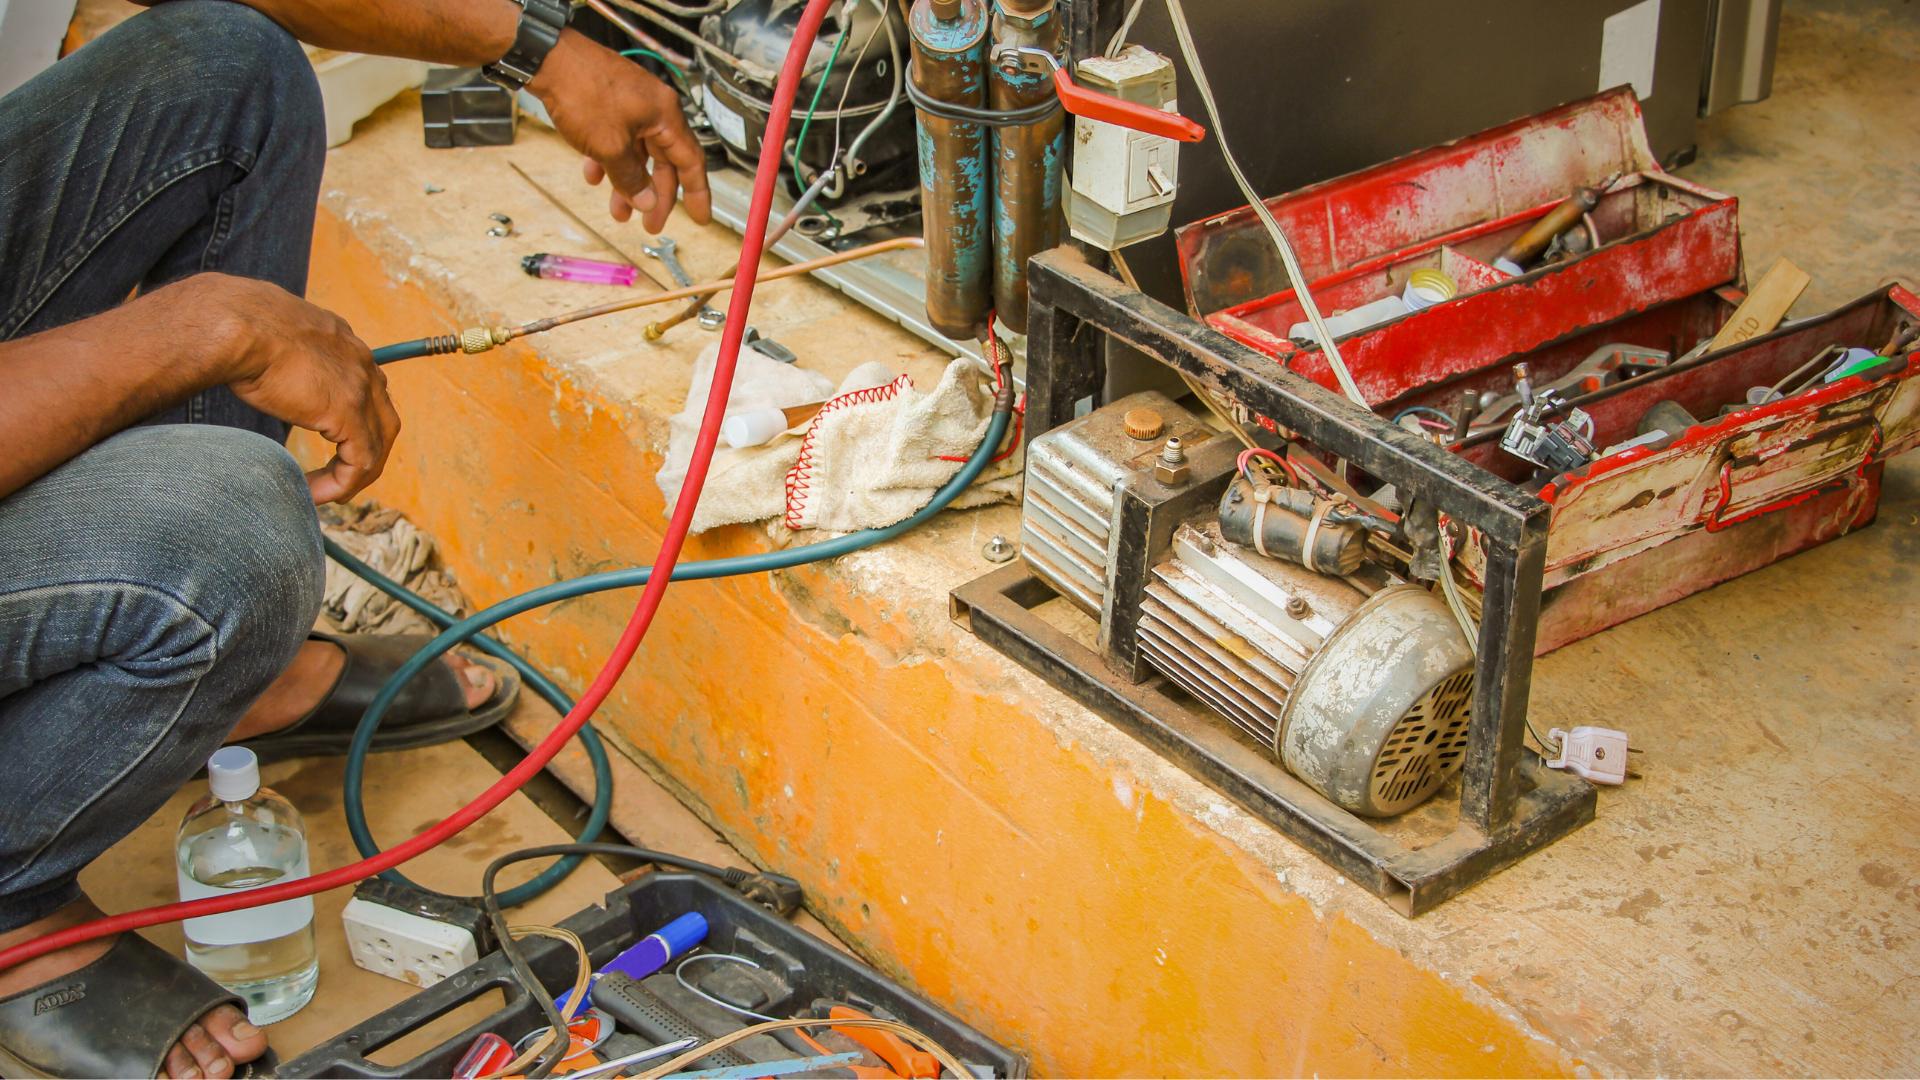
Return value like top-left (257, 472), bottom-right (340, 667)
top-left (1703, 424), bottom-right (1883, 533)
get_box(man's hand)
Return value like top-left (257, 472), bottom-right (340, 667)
top-left (529, 30), bottom-right (711, 232)
top-left (200, 276), bottom-right (401, 505)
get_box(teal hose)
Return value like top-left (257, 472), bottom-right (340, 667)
top-left (323, 538), bottom-right (612, 907)
top-left (342, 405), bottom-right (1013, 898)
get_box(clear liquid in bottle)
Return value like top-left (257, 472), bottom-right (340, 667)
top-left (176, 748), bottom-right (318, 1025)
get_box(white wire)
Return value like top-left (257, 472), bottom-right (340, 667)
top-left (1438, 528), bottom-right (1559, 753)
top-left (673, 953), bottom-right (783, 1022)
top-left (1106, 0), bottom-right (1147, 56)
top-left (1161, 0), bottom-right (1368, 409)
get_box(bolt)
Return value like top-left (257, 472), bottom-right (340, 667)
top-left (1161, 437), bottom-right (1185, 464)
top-left (982, 535), bottom-right (1016, 563)
top-left (1285, 596), bottom-right (1312, 619)
top-left (1153, 437), bottom-right (1190, 485)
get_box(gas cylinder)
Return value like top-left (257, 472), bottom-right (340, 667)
top-left (909, 0), bottom-right (992, 341)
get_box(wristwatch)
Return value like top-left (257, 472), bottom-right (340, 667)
top-left (482, 0), bottom-right (571, 91)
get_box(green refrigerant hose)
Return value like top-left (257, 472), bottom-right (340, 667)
top-left (338, 397), bottom-right (1015, 903)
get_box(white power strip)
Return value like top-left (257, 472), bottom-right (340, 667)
top-left (342, 897), bottom-right (480, 988)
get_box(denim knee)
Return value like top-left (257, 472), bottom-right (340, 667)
top-left (80, 425), bottom-right (325, 697)
top-left (139, 0), bottom-right (325, 167)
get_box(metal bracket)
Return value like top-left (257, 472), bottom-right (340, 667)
top-left (951, 247), bottom-right (1598, 913)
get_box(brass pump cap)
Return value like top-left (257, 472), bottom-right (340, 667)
top-left (1123, 407), bottom-right (1165, 441)
top-left (929, 0), bottom-right (963, 20)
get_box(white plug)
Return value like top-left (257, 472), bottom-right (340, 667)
top-left (342, 897), bottom-right (479, 988)
top-left (1545, 726), bottom-right (1629, 785)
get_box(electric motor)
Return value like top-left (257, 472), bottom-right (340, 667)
top-left (1137, 522), bottom-right (1475, 817)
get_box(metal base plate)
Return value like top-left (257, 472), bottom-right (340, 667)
top-left (951, 564), bottom-right (1596, 915)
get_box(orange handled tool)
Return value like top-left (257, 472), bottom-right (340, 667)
top-left (992, 45), bottom-right (1206, 143)
top-left (829, 1006), bottom-right (941, 1079)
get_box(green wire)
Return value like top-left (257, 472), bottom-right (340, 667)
top-left (341, 407), bottom-right (1014, 896)
top-left (324, 538), bottom-right (612, 909)
top-left (788, 16), bottom-right (850, 195)
top-left (619, 47), bottom-right (690, 92)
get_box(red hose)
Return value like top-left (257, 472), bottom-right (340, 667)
top-left (0, 0), bottom-right (838, 974)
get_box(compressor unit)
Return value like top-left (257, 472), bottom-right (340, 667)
top-left (1020, 391), bottom-right (1476, 818)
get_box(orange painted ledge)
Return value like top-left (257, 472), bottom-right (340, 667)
top-left (291, 121), bottom-right (1580, 1075)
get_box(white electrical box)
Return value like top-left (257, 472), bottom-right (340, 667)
top-left (1067, 46), bottom-right (1180, 251)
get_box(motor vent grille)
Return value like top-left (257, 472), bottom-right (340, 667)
top-left (1367, 669), bottom-right (1475, 815)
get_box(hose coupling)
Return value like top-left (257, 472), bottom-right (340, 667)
top-left (459, 326), bottom-right (513, 354)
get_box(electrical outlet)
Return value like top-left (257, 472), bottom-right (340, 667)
top-left (342, 897), bottom-right (479, 988)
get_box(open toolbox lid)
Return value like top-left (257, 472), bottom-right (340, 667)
top-left (1173, 89), bottom-right (1743, 406)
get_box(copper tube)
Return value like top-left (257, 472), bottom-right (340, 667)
top-left (510, 236), bottom-right (926, 339)
top-left (910, 0), bottom-right (992, 340)
top-left (988, 0), bottom-right (1063, 333)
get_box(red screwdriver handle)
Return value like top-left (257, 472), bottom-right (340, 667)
top-left (1051, 68), bottom-right (1205, 143)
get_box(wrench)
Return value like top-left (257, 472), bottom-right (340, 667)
top-left (641, 236), bottom-right (726, 331)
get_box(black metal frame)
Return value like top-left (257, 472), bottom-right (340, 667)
top-left (951, 248), bottom-right (1595, 914)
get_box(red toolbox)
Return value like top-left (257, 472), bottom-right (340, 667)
top-left (1175, 88), bottom-right (1741, 404)
top-left (1173, 91), bottom-right (1920, 653)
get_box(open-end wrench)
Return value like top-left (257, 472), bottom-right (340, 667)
top-left (641, 236), bottom-right (725, 330)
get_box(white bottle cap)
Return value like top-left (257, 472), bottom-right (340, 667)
top-left (721, 407), bottom-right (790, 448)
top-left (207, 747), bottom-right (261, 802)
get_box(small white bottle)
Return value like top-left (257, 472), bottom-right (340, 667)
top-left (176, 747), bottom-right (319, 1024)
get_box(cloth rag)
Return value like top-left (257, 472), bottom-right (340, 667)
top-left (656, 342), bottom-right (1018, 534)
top-left (318, 504), bottom-right (468, 635)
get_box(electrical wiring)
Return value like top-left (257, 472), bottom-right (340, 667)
top-left (673, 954), bottom-right (782, 1022)
top-left (487, 924), bottom-right (592, 1079)
top-left (1392, 405), bottom-right (1455, 429)
top-left (346, 403), bottom-right (1014, 873)
top-left (1435, 528), bottom-right (1559, 754)
top-left (0, 0), bottom-right (841, 976)
top-left (824, 0), bottom-right (903, 198)
top-left (1161, 0), bottom-right (1367, 409)
top-left (788, 5), bottom-right (852, 196)
top-left (620, 47), bottom-right (689, 93)
top-left (634, 1018), bottom-right (969, 1080)
top-left (322, 538), bottom-right (611, 907)
top-left (1237, 446), bottom-right (1299, 488)
top-left (1105, 0), bottom-right (1146, 57)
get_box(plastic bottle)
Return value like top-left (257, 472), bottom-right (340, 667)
top-left (175, 747), bottom-right (318, 1024)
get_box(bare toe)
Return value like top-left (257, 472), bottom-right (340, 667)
top-left (201, 1004), bottom-right (268, 1065)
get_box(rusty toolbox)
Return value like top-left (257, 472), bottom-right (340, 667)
top-left (1173, 88), bottom-right (1740, 406)
top-left (1170, 88), bottom-right (1920, 654)
top-left (1438, 285), bottom-right (1920, 652)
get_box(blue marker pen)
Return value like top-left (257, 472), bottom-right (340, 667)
top-left (557, 912), bottom-right (708, 1014)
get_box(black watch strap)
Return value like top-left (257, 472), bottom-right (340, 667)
top-left (484, 0), bottom-right (570, 91)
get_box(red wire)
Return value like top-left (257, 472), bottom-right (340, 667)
top-left (0, 0), bottom-right (839, 974)
top-left (1237, 446), bottom-right (1299, 486)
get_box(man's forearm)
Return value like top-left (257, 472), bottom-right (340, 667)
top-left (215, 0), bottom-right (520, 69)
top-left (0, 284), bottom-right (236, 500)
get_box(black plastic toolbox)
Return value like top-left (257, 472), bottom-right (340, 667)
top-left (279, 873), bottom-right (1026, 1077)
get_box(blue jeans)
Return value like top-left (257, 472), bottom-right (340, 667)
top-left (0, 1), bottom-right (329, 932)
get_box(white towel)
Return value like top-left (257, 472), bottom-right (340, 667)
top-left (656, 343), bottom-right (1019, 534)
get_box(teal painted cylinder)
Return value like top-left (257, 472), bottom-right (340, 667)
top-left (911, 0), bottom-right (992, 341)
top-left (988, 0), bottom-right (1063, 335)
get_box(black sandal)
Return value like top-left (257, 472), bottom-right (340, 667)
top-left (237, 631), bottom-right (520, 763)
top-left (0, 933), bottom-right (276, 1078)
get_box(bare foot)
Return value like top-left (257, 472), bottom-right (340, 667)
top-left (226, 639), bottom-right (496, 743)
top-left (0, 900), bottom-right (268, 1079)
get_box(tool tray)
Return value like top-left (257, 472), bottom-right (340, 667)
top-left (279, 873), bottom-right (1026, 1078)
top-left (1173, 88), bottom-right (1741, 405)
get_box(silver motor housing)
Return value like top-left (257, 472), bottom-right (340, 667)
top-left (1138, 522), bottom-right (1475, 817)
